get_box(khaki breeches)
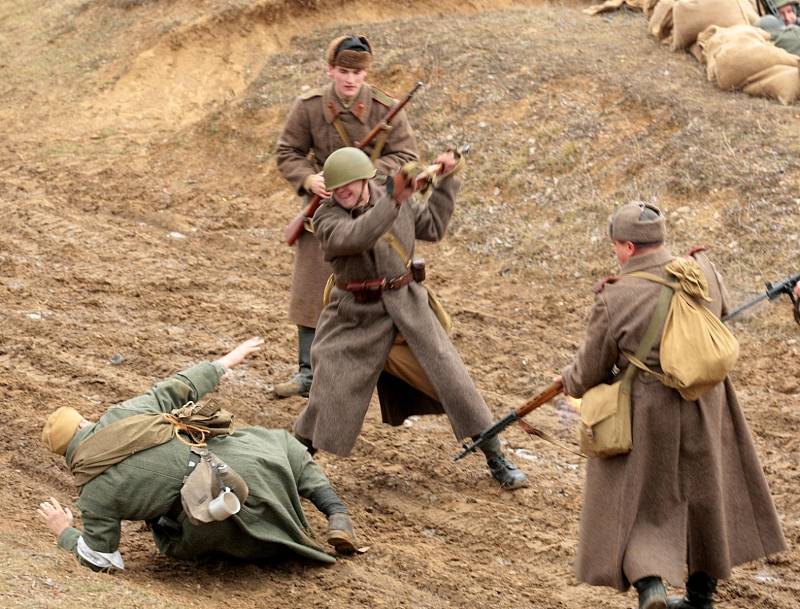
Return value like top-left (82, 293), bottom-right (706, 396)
top-left (384, 338), bottom-right (438, 401)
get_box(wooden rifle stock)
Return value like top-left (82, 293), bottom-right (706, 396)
top-left (454, 379), bottom-right (564, 461)
top-left (283, 80), bottom-right (424, 246)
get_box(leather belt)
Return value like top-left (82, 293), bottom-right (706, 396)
top-left (336, 270), bottom-right (414, 303)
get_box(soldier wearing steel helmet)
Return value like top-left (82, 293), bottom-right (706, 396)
top-left (291, 147), bottom-right (528, 489)
top-left (774, 0), bottom-right (799, 25)
top-left (274, 35), bottom-right (419, 398)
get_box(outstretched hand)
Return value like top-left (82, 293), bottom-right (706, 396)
top-left (216, 336), bottom-right (264, 370)
top-left (37, 497), bottom-right (73, 538)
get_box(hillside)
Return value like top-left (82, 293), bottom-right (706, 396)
top-left (0, 1), bottom-right (798, 608)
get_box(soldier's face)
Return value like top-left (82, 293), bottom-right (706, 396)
top-left (327, 65), bottom-right (367, 98)
top-left (333, 179), bottom-right (368, 209)
top-left (779, 4), bottom-right (797, 25)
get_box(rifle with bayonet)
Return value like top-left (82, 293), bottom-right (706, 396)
top-left (454, 379), bottom-right (563, 461)
top-left (282, 81), bottom-right (424, 246)
top-left (722, 272), bottom-right (800, 325)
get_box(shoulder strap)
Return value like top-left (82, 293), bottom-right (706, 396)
top-left (625, 270), bottom-right (676, 288)
top-left (370, 86), bottom-right (397, 108)
top-left (382, 232), bottom-right (411, 267)
top-left (299, 87), bottom-right (324, 101)
top-left (620, 283), bottom-right (674, 390)
top-left (331, 117), bottom-right (354, 147)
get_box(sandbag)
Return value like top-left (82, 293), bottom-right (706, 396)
top-left (644, 0), bottom-right (664, 18)
top-left (584, 0), bottom-right (644, 15)
top-left (713, 39), bottom-right (798, 89)
top-left (697, 24), bottom-right (771, 70)
top-left (649, 0), bottom-right (676, 43)
top-left (743, 64), bottom-right (800, 104)
top-left (671, 0), bottom-right (757, 50)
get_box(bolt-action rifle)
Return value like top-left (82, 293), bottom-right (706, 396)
top-left (282, 81), bottom-right (423, 246)
top-left (454, 380), bottom-right (563, 461)
top-left (722, 272), bottom-right (800, 326)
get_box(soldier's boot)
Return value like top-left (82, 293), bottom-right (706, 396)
top-left (634, 576), bottom-right (668, 609)
top-left (667, 572), bottom-right (717, 609)
top-left (274, 326), bottom-right (315, 398)
top-left (479, 436), bottom-right (528, 489)
top-left (326, 513), bottom-right (358, 555)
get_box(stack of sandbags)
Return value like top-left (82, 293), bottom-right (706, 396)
top-left (650, 0), bottom-right (758, 49)
top-left (672, 0), bottom-right (757, 50)
top-left (698, 24), bottom-right (800, 103)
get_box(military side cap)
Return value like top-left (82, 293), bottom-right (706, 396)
top-left (774, 0), bottom-right (797, 9)
top-left (608, 202), bottom-right (666, 243)
top-left (326, 35), bottom-right (372, 70)
top-left (42, 406), bottom-right (83, 455)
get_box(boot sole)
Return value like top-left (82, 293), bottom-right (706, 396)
top-left (327, 530), bottom-right (357, 554)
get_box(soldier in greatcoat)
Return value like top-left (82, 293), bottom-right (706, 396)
top-left (37, 337), bottom-right (357, 570)
top-left (274, 34), bottom-right (419, 397)
top-left (557, 203), bottom-right (786, 609)
top-left (292, 147), bottom-right (528, 489)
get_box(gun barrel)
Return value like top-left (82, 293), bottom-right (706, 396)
top-left (453, 411), bottom-right (518, 461)
top-left (721, 292), bottom-right (769, 322)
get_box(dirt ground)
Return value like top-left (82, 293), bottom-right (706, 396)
top-left (1, 1), bottom-right (799, 608)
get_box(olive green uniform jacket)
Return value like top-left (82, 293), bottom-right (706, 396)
top-left (773, 25), bottom-right (800, 56)
top-left (293, 176), bottom-right (494, 456)
top-left (276, 82), bottom-right (419, 328)
top-left (58, 362), bottom-right (336, 568)
top-left (561, 248), bottom-right (786, 590)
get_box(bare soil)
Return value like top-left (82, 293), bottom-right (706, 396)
top-left (1, 1), bottom-right (798, 608)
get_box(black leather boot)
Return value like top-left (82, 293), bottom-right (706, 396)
top-left (667, 572), bottom-right (717, 609)
top-left (479, 436), bottom-right (528, 489)
top-left (634, 576), bottom-right (667, 609)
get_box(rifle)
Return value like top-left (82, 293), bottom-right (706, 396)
top-left (282, 81), bottom-right (424, 246)
top-left (722, 272), bottom-right (800, 325)
top-left (454, 380), bottom-right (563, 461)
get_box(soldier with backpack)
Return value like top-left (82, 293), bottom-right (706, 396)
top-left (556, 203), bottom-right (786, 609)
top-left (37, 337), bottom-right (357, 570)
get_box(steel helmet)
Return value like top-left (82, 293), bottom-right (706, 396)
top-left (323, 147), bottom-right (376, 190)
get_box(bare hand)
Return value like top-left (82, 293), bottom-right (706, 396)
top-left (216, 337), bottom-right (264, 370)
top-left (37, 497), bottom-right (73, 538)
top-left (552, 375), bottom-right (567, 395)
top-left (390, 172), bottom-right (415, 204)
top-left (794, 284), bottom-right (800, 299)
top-left (307, 173), bottom-right (331, 198)
top-left (433, 151), bottom-right (457, 175)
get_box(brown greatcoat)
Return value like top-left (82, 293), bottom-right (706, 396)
top-left (276, 82), bottom-right (419, 328)
top-left (561, 247), bottom-right (787, 591)
top-left (293, 176), bottom-right (494, 456)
